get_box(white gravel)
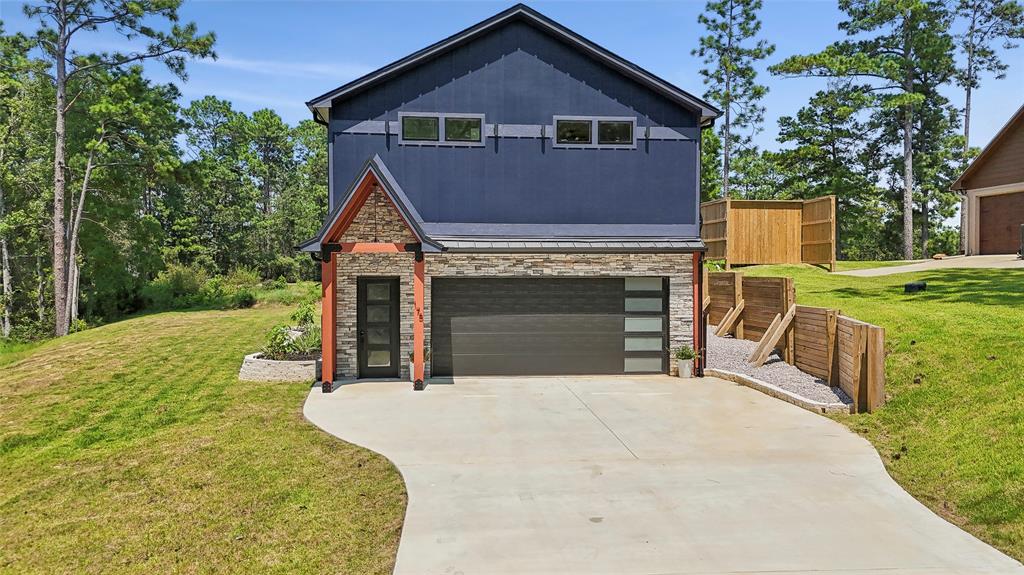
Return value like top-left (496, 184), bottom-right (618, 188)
top-left (707, 326), bottom-right (851, 405)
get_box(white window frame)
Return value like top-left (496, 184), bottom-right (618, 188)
top-left (552, 115), bottom-right (637, 149)
top-left (398, 112), bottom-right (486, 147)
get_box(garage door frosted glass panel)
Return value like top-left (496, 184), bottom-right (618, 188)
top-left (624, 357), bottom-right (663, 372)
top-left (625, 337), bottom-right (662, 351)
top-left (625, 277), bottom-right (662, 291)
top-left (625, 298), bottom-right (662, 312)
top-left (624, 317), bottom-right (662, 332)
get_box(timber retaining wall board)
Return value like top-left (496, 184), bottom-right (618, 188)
top-left (705, 270), bottom-right (885, 412)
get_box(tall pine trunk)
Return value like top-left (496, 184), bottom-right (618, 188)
top-left (959, 81), bottom-right (971, 254)
top-left (52, 12), bottom-right (69, 337)
top-left (0, 138), bottom-right (11, 338)
top-left (901, 15), bottom-right (915, 260)
top-left (921, 199), bottom-right (930, 258)
top-left (0, 184), bottom-right (11, 339)
top-left (960, 13), bottom-right (977, 255)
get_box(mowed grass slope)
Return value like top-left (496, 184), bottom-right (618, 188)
top-left (0, 306), bottom-right (405, 574)
top-left (744, 263), bottom-right (1024, 560)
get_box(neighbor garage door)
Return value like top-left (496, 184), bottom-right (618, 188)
top-left (980, 192), bottom-right (1024, 254)
top-left (430, 277), bottom-right (667, 376)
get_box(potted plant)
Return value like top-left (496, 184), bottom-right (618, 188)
top-left (408, 347), bottom-right (431, 382)
top-left (674, 346), bottom-right (696, 378)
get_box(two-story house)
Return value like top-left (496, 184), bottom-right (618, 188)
top-left (300, 4), bottom-right (720, 391)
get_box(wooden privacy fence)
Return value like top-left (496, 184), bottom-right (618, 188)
top-left (706, 271), bottom-right (885, 412)
top-left (700, 196), bottom-right (836, 271)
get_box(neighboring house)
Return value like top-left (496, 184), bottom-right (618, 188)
top-left (951, 104), bottom-right (1024, 256)
top-left (300, 4), bottom-right (720, 391)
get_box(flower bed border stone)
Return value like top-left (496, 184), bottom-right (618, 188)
top-left (239, 352), bottom-right (316, 382)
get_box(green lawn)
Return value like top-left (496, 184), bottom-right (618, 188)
top-left (0, 303), bottom-right (405, 574)
top-left (742, 263), bottom-right (1024, 560)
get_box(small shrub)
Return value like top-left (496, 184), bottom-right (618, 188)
top-left (289, 326), bottom-right (321, 355)
top-left (225, 265), bottom-right (260, 288)
top-left (262, 325), bottom-right (292, 360)
top-left (69, 318), bottom-right (89, 333)
top-left (267, 255), bottom-right (301, 283)
top-left (142, 264), bottom-right (209, 309)
top-left (203, 276), bottom-right (226, 301)
top-left (262, 276), bottom-right (287, 291)
top-left (291, 302), bottom-right (316, 327)
top-left (231, 289), bottom-right (257, 309)
top-left (261, 324), bottom-right (321, 360)
top-left (674, 346), bottom-right (696, 360)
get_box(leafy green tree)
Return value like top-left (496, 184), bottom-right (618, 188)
top-left (774, 85), bottom-right (893, 258)
top-left (952, 0), bottom-right (1024, 250)
top-left (729, 149), bottom-right (796, 199)
top-left (700, 128), bottom-right (723, 201)
top-left (692, 0), bottom-right (776, 197)
top-left (1, 27), bottom-right (52, 337)
top-left (23, 0), bottom-right (214, 336)
top-left (771, 0), bottom-right (956, 259)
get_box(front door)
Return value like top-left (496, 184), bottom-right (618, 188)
top-left (357, 277), bottom-right (400, 378)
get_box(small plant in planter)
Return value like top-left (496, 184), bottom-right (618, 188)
top-left (674, 346), bottom-right (697, 378)
top-left (407, 347), bottom-right (431, 382)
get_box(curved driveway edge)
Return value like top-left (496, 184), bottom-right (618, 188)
top-left (304, 375), bottom-right (1023, 575)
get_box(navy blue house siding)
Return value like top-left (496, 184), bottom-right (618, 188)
top-left (328, 20), bottom-right (701, 229)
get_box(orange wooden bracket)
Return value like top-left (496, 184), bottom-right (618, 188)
top-left (340, 242), bottom-right (405, 253)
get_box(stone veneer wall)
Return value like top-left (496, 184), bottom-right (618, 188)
top-left (334, 252), bottom-right (695, 379)
top-left (340, 186), bottom-right (418, 244)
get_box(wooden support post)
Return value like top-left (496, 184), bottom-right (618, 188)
top-left (320, 258), bottom-right (337, 393)
top-left (749, 304), bottom-right (797, 367)
top-left (749, 312), bottom-right (781, 364)
top-left (782, 277), bottom-right (795, 363)
top-left (714, 299), bottom-right (745, 337)
top-left (826, 309), bottom-right (839, 385)
top-left (413, 254), bottom-right (425, 389)
top-left (733, 272), bottom-right (744, 339)
top-left (865, 325), bottom-right (885, 412)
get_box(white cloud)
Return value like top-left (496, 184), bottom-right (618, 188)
top-left (199, 55), bottom-right (372, 81)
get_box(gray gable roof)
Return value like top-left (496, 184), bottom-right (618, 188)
top-left (306, 3), bottom-right (721, 125)
top-left (297, 154), bottom-right (442, 252)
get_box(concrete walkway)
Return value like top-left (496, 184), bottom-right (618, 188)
top-left (304, 376), bottom-right (1023, 575)
top-left (837, 254), bottom-right (1024, 276)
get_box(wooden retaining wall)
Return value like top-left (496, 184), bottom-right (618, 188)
top-left (700, 196), bottom-right (836, 271)
top-left (705, 271), bottom-right (886, 412)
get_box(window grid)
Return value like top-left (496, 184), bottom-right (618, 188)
top-left (398, 112), bottom-right (486, 147)
top-left (552, 115), bottom-right (638, 149)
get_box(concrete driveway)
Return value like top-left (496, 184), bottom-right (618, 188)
top-left (304, 376), bottom-right (1022, 575)
top-left (836, 254), bottom-right (1024, 276)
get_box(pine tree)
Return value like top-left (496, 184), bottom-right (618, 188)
top-left (692, 0), bottom-right (775, 197)
top-left (952, 0), bottom-right (1024, 251)
top-left (771, 0), bottom-right (956, 259)
top-left (23, 0), bottom-right (214, 336)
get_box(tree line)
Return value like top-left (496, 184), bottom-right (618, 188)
top-left (1, 1), bottom-right (326, 340)
top-left (694, 0), bottom-right (1022, 260)
top-left (1, 0), bottom-right (1022, 341)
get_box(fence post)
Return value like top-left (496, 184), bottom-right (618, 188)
top-left (782, 277), bottom-right (796, 364)
top-left (826, 309), bottom-right (839, 386)
top-left (865, 326), bottom-right (886, 412)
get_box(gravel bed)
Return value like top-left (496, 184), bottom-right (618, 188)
top-left (707, 326), bottom-right (851, 405)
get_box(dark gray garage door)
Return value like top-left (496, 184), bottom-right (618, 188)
top-left (430, 277), bottom-right (667, 376)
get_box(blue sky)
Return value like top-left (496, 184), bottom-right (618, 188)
top-left (4, 0), bottom-right (1023, 152)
